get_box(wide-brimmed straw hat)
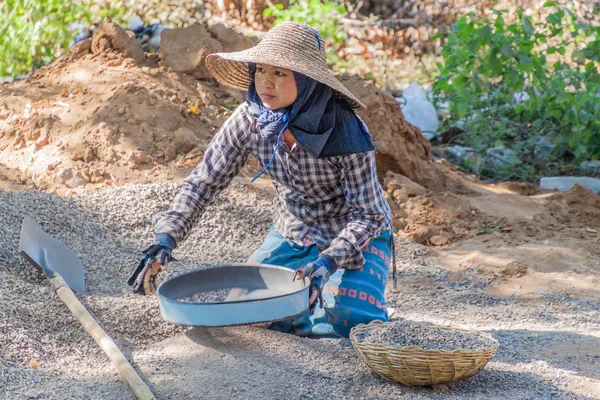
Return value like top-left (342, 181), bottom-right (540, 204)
top-left (206, 22), bottom-right (365, 110)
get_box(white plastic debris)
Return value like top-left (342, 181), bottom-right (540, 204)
top-left (128, 16), bottom-right (144, 31)
top-left (398, 82), bottom-right (439, 141)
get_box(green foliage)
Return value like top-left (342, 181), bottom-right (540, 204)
top-left (1, 0), bottom-right (128, 77)
top-left (434, 2), bottom-right (600, 181)
top-left (263, 0), bottom-right (347, 67)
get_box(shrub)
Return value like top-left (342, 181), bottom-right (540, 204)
top-left (433, 2), bottom-right (600, 181)
top-left (1, 0), bottom-right (128, 77)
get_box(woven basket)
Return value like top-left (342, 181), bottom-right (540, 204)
top-left (349, 320), bottom-right (499, 386)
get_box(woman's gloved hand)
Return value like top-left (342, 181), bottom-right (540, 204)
top-left (127, 233), bottom-right (176, 295)
top-left (293, 256), bottom-right (336, 313)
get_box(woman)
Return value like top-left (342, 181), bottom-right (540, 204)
top-left (128, 22), bottom-right (394, 338)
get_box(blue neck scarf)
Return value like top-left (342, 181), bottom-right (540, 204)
top-left (247, 63), bottom-right (374, 181)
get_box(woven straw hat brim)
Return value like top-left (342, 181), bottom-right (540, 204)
top-left (206, 47), bottom-right (365, 110)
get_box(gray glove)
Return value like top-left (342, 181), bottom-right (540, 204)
top-left (127, 233), bottom-right (176, 295)
top-left (293, 256), bottom-right (336, 313)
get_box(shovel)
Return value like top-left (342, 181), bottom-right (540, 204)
top-left (19, 217), bottom-right (156, 400)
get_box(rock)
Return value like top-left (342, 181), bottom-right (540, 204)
top-left (534, 136), bottom-right (555, 160)
top-left (97, 147), bottom-right (118, 162)
top-left (173, 127), bottom-right (199, 154)
top-left (409, 225), bottom-right (439, 245)
top-left (57, 167), bottom-right (87, 188)
top-left (540, 177), bottom-right (600, 194)
top-left (164, 144), bottom-right (177, 162)
top-left (580, 160), bottom-right (600, 172)
top-left (159, 23), bottom-right (223, 79)
top-left (428, 234), bottom-right (452, 246)
top-left (392, 217), bottom-right (407, 231)
top-left (397, 82), bottom-right (439, 140)
top-left (385, 171), bottom-right (428, 200)
top-left (24, 390), bottom-right (40, 399)
top-left (486, 146), bottom-right (519, 167)
top-left (431, 384), bottom-right (451, 393)
top-left (35, 135), bottom-right (49, 147)
top-left (91, 18), bottom-right (146, 65)
top-left (208, 23), bottom-right (259, 52)
top-left (446, 145), bottom-right (480, 168)
top-left (71, 146), bottom-right (95, 162)
top-left (129, 150), bottom-right (152, 165)
top-left (383, 192), bottom-right (407, 218)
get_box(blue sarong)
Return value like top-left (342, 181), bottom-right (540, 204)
top-left (248, 226), bottom-right (392, 338)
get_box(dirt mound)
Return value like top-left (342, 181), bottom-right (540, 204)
top-left (0, 21), bottom-right (258, 193)
top-left (384, 171), bottom-right (600, 247)
top-left (0, 21), bottom-right (441, 194)
top-left (342, 75), bottom-right (446, 190)
top-left (545, 184), bottom-right (600, 225)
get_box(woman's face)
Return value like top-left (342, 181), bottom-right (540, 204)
top-left (254, 63), bottom-right (298, 110)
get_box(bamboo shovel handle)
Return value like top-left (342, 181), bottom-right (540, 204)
top-left (48, 274), bottom-right (156, 400)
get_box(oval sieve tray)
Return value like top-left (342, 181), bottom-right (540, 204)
top-left (157, 263), bottom-right (309, 326)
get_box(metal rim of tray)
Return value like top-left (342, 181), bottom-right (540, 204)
top-left (157, 263), bottom-right (310, 327)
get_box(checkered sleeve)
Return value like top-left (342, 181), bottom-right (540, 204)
top-left (320, 151), bottom-right (391, 269)
top-left (152, 104), bottom-right (254, 245)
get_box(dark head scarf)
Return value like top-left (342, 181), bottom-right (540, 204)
top-left (247, 63), bottom-right (374, 181)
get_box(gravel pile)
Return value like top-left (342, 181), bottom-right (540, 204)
top-left (1, 180), bottom-right (599, 399)
top-left (0, 180), bottom-right (273, 397)
top-left (358, 319), bottom-right (497, 351)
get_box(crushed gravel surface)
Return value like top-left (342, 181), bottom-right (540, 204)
top-left (357, 319), bottom-right (498, 351)
top-left (179, 288), bottom-right (240, 303)
top-left (1, 180), bottom-right (600, 399)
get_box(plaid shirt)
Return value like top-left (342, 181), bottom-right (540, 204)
top-left (154, 102), bottom-right (392, 269)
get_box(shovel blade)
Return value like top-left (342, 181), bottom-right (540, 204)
top-left (19, 216), bottom-right (86, 294)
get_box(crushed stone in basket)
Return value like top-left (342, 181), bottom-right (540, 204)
top-left (358, 319), bottom-right (496, 351)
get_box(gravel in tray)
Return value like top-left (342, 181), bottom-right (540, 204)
top-left (358, 319), bottom-right (496, 352)
top-left (179, 288), bottom-right (244, 303)
top-left (178, 288), bottom-right (287, 303)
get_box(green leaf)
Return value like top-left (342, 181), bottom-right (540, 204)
top-left (523, 16), bottom-right (534, 36)
top-left (546, 13), bottom-right (562, 25)
top-left (500, 43), bottom-right (513, 58)
top-left (543, 1), bottom-right (556, 6)
top-left (495, 15), bottom-right (505, 31)
top-left (490, 53), bottom-right (503, 76)
top-left (431, 32), bottom-right (444, 40)
top-left (520, 56), bottom-right (532, 65)
top-left (478, 25), bottom-right (492, 42)
top-left (579, 109), bottom-right (591, 125)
